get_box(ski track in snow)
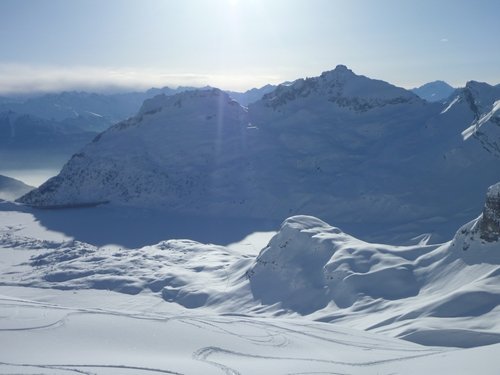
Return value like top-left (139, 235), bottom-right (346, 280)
top-left (0, 361), bottom-right (184, 375)
top-left (191, 345), bottom-right (440, 370)
top-left (0, 296), bottom-right (450, 375)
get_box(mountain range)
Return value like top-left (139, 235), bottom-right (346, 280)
top-left (18, 65), bottom-right (500, 243)
top-left (0, 85), bottom-right (277, 170)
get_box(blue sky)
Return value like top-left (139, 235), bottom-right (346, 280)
top-left (0, 0), bottom-right (499, 93)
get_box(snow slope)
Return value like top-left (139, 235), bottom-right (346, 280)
top-left (18, 67), bottom-right (500, 243)
top-left (5, 183), bottom-right (500, 349)
top-left (2, 182), bottom-right (500, 373)
top-left (2, 286), bottom-right (498, 375)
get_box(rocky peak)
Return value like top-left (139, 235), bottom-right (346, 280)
top-left (258, 65), bottom-right (418, 112)
top-left (479, 182), bottom-right (500, 242)
top-left (319, 64), bottom-right (356, 84)
top-left (460, 81), bottom-right (500, 117)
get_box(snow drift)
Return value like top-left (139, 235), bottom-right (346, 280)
top-left (6, 183), bottom-right (500, 347)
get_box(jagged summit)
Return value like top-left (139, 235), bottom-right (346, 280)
top-left (319, 64), bottom-right (355, 81)
top-left (257, 65), bottom-right (420, 112)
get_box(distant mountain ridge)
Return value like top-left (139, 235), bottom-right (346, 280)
top-left (0, 85), bottom-right (276, 132)
top-left (18, 65), bottom-right (500, 242)
top-left (0, 85), bottom-right (273, 169)
top-left (226, 84), bottom-right (277, 106)
top-left (0, 174), bottom-right (34, 201)
top-left (411, 80), bottom-right (456, 102)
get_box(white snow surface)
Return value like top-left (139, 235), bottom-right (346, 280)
top-left (1, 190), bottom-right (500, 373)
top-left (1, 205), bottom-right (499, 346)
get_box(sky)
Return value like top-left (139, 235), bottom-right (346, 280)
top-left (0, 0), bottom-right (499, 93)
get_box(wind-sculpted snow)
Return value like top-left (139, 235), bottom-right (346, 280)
top-left (4, 184), bottom-right (500, 348)
top-left (248, 216), bottom-right (421, 313)
top-left (17, 66), bottom-right (500, 243)
top-left (10, 239), bottom-right (252, 310)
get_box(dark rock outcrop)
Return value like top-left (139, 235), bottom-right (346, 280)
top-left (479, 183), bottom-right (500, 242)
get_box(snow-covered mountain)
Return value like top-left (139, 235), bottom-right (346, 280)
top-left (440, 81), bottom-right (500, 157)
top-left (18, 66), bottom-right (500, 242)
top-left (0, 174), bottom-right (34, 201)
top-left (0, 86), bottom-right (209, 132)
top-left (411, 80), bottom-right (456, 102)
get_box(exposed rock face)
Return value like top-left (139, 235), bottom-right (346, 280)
top-left (479, 183), bottom-right (500, 242)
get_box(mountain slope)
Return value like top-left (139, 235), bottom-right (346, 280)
top-left (18, 66), bottom-right (500, 242)
top-left (0, 86), bottom-right (207, 132)
top-left (0, 175), bottom-right (34, 201)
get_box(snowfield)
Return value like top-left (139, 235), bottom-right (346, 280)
top-left (1, 182), bottom-right (499, 373)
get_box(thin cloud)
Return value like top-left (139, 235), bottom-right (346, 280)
top-left (0, 64), bottom-right (281, 94)
top-left (440, 38), bottom-right (449, 42)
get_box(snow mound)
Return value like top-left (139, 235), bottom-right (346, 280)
top-left (14, 239), bottom-right (250, 310)
top-left (247, 214), bottom-right (500, 346)
top-left (247, 216), bottom-right (427, 313)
